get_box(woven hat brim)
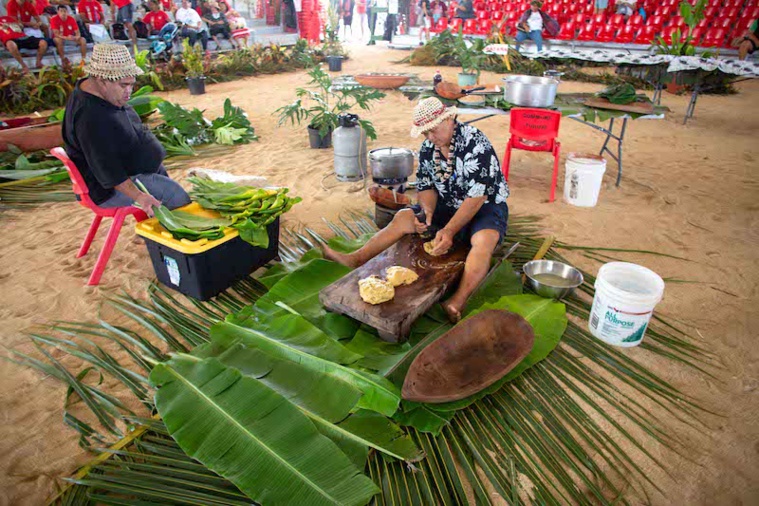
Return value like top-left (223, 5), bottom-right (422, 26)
top-left (410, 107), bottom-right (458, 137)
top-left (84, 61), bottom-right (145, 80)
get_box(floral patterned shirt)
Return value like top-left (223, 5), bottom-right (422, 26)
top-left (416, 122), bottom-right (509, 211)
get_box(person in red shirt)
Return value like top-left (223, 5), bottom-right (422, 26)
top-left (143, 0), bottom-right (170, 34)
top-left (50, 5), bottom-right (87, 64)
top-left (77, 0), bottom-right (105, 25)
top-left (159, 0), bottom-right (176, 14)
top-left (7, 0), bottom-right (50, 36)
top-left (110, 0), bottom-right (137, 45)
top-left (0, 15), bottom-right (48, 71)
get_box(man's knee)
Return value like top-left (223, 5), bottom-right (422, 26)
top-left (470, 228), bottom-right (501, 252)
top-left (6, 41), bottom-right (18, 52)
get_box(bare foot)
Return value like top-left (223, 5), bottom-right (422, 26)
top-left (441, 300), bottom-right (462, 324)
top-left (322, 245), bottom-right (359, 268)
top-left (21, 65), bottom-right (30, 74)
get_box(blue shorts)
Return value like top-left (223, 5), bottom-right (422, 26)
top-left (117, 3), bottom-right (134, 24)
top-left (431, 201), bottom-right (509, 245)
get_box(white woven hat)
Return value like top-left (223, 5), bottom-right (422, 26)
top-left (84, 44), bottom-right (144, 81)
top-left (410, 97), bottom-right (458, 137)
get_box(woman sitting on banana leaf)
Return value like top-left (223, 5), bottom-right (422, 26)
top-left (324, 98), bottom-right (509, 323)
top-left (62, 44), bottom-right (190, 217)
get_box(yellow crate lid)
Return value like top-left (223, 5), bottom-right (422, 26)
top-left (135, 202), bottom-right (239, 254)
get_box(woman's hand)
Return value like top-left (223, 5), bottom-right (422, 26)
top-left (431, 228), bottom-right (454, 256)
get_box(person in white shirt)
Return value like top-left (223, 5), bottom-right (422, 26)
top-left (515, 0), bottom-right (550, 52)
top-left (175, 0), bottom-right (208, 50)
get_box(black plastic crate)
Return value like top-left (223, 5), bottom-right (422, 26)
top-left (142, 218), bottom-right (279, 300)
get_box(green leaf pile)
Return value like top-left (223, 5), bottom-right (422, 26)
top-left (190, 177), bottom-right (301, 248)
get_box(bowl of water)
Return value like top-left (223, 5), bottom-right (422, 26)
top-left (523, 260), bottom-right (584, 300)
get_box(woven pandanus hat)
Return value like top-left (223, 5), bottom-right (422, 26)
top-left (84, 43), bottom-right (144, 81)
top-left (410, 97), bottom-right (458, 137)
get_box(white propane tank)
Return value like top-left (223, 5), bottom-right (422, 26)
top-left (334, 113), bottom-right (368, 182)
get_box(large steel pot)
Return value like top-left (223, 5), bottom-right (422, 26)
top-left (369, 147), bottom-right (414, 183)
top-left (502, 75), bottom-right (559, 108)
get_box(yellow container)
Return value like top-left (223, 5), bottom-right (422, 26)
top-left (134, 202), bottom-right (237, 255)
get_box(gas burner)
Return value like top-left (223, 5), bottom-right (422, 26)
top-left (372, 178), bottom-right (408, 194)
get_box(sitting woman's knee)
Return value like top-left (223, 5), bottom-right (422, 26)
top-left (390, 208), bottom-right (417, 233)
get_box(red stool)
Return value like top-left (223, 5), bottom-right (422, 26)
top-left (502, 108), bottom-right (562, 202)
top-left (50, 147), bottom-right (148, 286)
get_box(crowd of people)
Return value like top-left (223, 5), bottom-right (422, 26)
top-left (1, 0), bottom-right (249, 72)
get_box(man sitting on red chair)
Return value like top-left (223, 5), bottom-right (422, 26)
top-left (62, 44), bottom-right (190, 217)
top-left (324, 98), bottom-right (510, 323)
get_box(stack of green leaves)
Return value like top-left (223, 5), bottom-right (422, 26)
top-left (596, 83), bottom-right (637, 104)
top-left (153, 98), bottom-right (258, 157)
top-left (189, 177), bottom-right (302, 248)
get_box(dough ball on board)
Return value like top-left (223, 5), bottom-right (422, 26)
top-left (386, 266), bottom-right (419, 287)
top-left (358, 276), bottom-right (395, 305)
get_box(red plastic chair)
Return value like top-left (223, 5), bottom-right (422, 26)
top-left (661, 25), bottom-right (681, 43)
top-left (476, 10), bottom-right (489, 20)
top-left (596, 24), bottom-right (616, 42)
top-left (503, 109), bottom-right (562, 202)
top-left (463, 18), bottom-right (478, 33)
top-left (609, 13), bottom-right (625, 27)
top-left (646, 14), bottom-right (664, 31)
top-left (689, 27), bottom-right (704, 45)
top-left (50, 147), bottom-right (148, 286)
top-left (572, 12), bottom-right (586, 25)
top-left (616, 24), bottom-right (635, 42)
top-left (635, 25), bottom-right (656, 43)
top-left (723, 7), bottom-right (740, 19)
top-left (591, 13), bottom-right (606, 25)
top-left (448, 17), bottom-right (463, 33)
top-left (555, 21), bottom-right (576, 39)
top-left (628, 14), bottom-right (644, 27)
top-left (712, 17), bottom-right (732, 30)
top-left (431, 17), bottom-right (448, 32)
top-left (702, 28), bottom-right (727, 47)
top-left (477, 18), bottom-right (493, 34)
top-left (576, 23), bottom-right (597, 40)
top-left (491, 11), bottom-right (504, 21)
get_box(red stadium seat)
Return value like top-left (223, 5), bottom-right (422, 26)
top-left (635, 25), bottom-right (657, 43)
top-left (596, 24), bottom-right (616, 42)
top-left (592, 13), bottom-right (606, 25)
top-left (696, 18), bottom-right (710, 30)
top-left (576, 23), bottom-right (597, 40)
top-left (702, 28), bottom-right (727, 47)
top-left (647, 15), bottom-right (664, 31)
top-left (723, 7), bottom-right (740, 19)
top-left (463, 18), bottom-right (478, 34)
top-left (492, 11), bottom-right (504, 21)
top-left (609, 13), bottom-right (625, 27)
top-left (476, 10), bottom-right (489, 20)
top-left (712, 17), bottom-right (732, 30)
top-left (703, 6), bottom-right (719, 19)
top-left (448, 17), bottom-right (463, 33)
top-left (555, 21), bottom-right (576, 39)
top-left (689, 27), bottom-right (704, 45)
top-left (661, 26), bottom-right (681, 44)
top-left (431, 17), bottom-right (448, 33)
top-left (628, 14), bottom-right (644, 27)
top-left (572, 12), bottom-right (586, 25)
top-left (616, 24), bottom-right (635, 43)
top-left (477, 19), bottom-right (493, 34)
top-left (723, 0), bottom-right (743, 9)
top-left (669, 16), bottom-right (685, 28)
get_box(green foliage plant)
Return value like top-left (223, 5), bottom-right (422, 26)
top-left (275, 64), bottom-right (385, 140)
top-left (181, 38), bottom-right (206, 79)
top-left (653, 0), bottom-right (711, 56)
top-left (453, 31), bottom-right (488, 80)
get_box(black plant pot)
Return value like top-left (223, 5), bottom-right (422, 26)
top-left (326, 55), bottom-right (344, 72)
top-left (187, 76), bottom-right (206, 95)
top-left (307, 125), bottom-right (332, 149)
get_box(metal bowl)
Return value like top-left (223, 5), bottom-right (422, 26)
top-left (523, 260), bottom-right (584, 300)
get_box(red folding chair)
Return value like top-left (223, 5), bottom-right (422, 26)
top-left (503, 108), bottom-right (562, 203)
top-left (50, 147), bottom-right (148, 286)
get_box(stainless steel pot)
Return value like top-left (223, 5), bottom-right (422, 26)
top-left (369, 147), bottom-right (414, 182)
top-left (502, 75), bottom-right (559, 108)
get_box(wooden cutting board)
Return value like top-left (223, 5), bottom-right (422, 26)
top-left (583, 97), bottom-right (655, 115)
top-left (319, 235), bottom-right (468, 343)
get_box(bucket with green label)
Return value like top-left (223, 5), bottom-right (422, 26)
top-left (589, 262), bottom-right (665, 347)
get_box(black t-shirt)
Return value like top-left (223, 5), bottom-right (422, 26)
top-left (418, 0), bottom-right (431, 15)
top-left (62, 79), bottom-right (166, 205)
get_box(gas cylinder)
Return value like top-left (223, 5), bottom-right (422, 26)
top-left (334, 113), bottom-right (368, 182)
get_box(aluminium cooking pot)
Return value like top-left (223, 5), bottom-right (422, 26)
top-left (502, 75), bottom-right (559, 108)
top-left (369, 147), bottom-right (415, 183)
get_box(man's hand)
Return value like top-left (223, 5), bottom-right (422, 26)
top-left (413, 215), bottom-right (428, 235)
top-left (431, 228), bottom-right (454, 256)
top-left (135, 192), bottom-right (162, 217)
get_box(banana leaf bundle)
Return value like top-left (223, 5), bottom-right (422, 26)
top-left (596, 83), bottom-right (637, 104)
top-left (189, 177), bottom-right (302, 248)
top-left (153, 205), bottom-right (232, 241)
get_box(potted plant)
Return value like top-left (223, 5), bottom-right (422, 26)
top-left (275, 64), bottom-right (385, 148)
top-left (182, 38), bottom-right (206, 95)
top-left (323, 5), bottom-right (345, 72)
top-left (454, 32), bottom-right (486, 86)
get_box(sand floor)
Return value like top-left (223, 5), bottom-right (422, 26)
top-left (0, 42), bottom-right (757, 505)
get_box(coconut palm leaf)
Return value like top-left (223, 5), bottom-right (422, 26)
top-left (150, 354), bottom-right (380, 506)
top-left (8, 211), bottom-right (718, 506)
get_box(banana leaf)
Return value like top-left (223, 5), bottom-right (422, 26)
top-left (254, 258), bottom-right (360, 341)
top-left (194, 339), bottom-right (422, 465)
top-left (150, 354), bottom-right (380, 506)
top-left (257, 249), bottom-right (323, 288)
top-left (392, 295), bottom-right (567, 434)
top-left (212, 316), bottom-right (401, 417)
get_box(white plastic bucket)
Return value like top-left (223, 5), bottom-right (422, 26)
top-left (563, 153), bottom-right (607, 207)
top-left (589, 262), bottom-right (665, 347)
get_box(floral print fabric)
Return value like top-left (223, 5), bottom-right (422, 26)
top-left (416, 122), bottom-right (510, 211)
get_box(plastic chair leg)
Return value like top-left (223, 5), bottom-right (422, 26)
top-left (87, 211), bottom-right (126, 286)
top-left (78, 215), bottom-right (103, 258)
top-left (550, 142), bottom-right (561, 203)
top-left (502, 140), bottom-right (513, 181)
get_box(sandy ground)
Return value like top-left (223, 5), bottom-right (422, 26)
top-left (0, 42), bottom-right (757, 505)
